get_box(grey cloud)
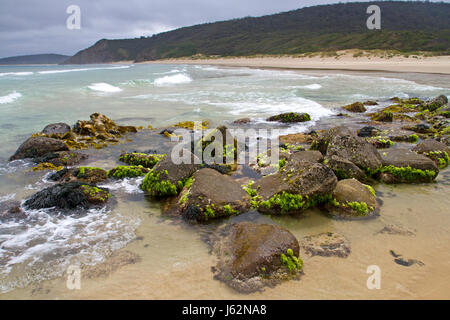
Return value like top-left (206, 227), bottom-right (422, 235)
top-left (0, 0), bottom-right (438, 58)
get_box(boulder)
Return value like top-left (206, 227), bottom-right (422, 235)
top-left (178, 168), bottom-right (250, 222)
top-left (266, 112), bottom-right (311, 123)
top-left (141, 152), bottom-right (200, 197)
top-left (380, 149), bottom-right (439, 183)
top-left (279, 133), bottom-right (313, 145)
top-left (363, 100), bottom-right (378, 106)
top-left (73, 113), bottom-right (136, 138)
top-left (325, 178), bottom-right (378, 218)
top-left (254, 160), bottom-right (337, 215)
top-left (301, 232), bottom-right (350, 258)
top-left (325, 131), bottom-right (383, 173)
top-left (42, 123), bottom-right (71, 136)
top-left (23, 182), bottom-right (110, 211)
top-left (107, 166), bottom-right (149, 179)
top-left (9, 137), bottom-right (69, 161)
top-left (343, 102), bottom-right (366, 113)
top-left (402, 124), bottom-right (434, 134)
top-left (212, 222), bottom-right (302, 293)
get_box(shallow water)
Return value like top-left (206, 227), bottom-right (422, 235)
top-left (0, 64), bottom-right (449, 299)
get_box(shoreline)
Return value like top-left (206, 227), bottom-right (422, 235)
top-left (139, 54), bottom-right (450, 75)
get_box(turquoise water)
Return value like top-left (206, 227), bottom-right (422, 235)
top-left (0, 63), bottom-right (449, 295)
top-left (1, 63), bottom-right (449, 159)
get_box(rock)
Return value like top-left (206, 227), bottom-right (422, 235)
top-left (326, 178), bottom-right (378, 218)
top-left (423, 95), bottom-right (448, 112)
top-left (42, 123), bottom-right (71, 136)
top-left (33, 151), bottom-right (88, 167)
top-left (380, 149), bottom-right (439, 183)
top-left (288, 150), bottom-right (323, 163)
top-left (73, 113), bottom-right (136, 138)
top-left (0, 200), bottom-right (26, 221)
top-left (72, 167), bottom-right (108, 184)
top-left (266, 112), bottom-right (311, 123)
top-left (412, 139), bottom-right (450, 154)
top-left (375, 224), bottom-right (415, 236)
top-left (363, 100), bottom-right (378, 106)
top-left (402, 124), bottom-right (434, 134)
top-left (9, 137), bottom-right (69, 161)
top-left (212, 222), bottom-right (302, 293)
top-left (325, 130), bottom-right (383, 173)
top-left (178, 168), bottom-right (250, 222)
top-left (233, 118), bottom-right (251, 124)
top-left (343, 102), bottom-right (366, 113)
top-left (141, 152), bottom-right (200, 197)
top-left (254, 160), bottom-right (337, 215)
top-left (357, 126), bottom-right (379, 137)
top-left (23, 182), bottom-right (111, 211)
top-left (371, 111), bottom-right (393, 122)
top-left (390, 134), bottom-right (419, 143)
top-left (301, 232), bottom-right (350, 258)
top-left (324, 155), bottom-right (366, 181)
top-left (83, 250), bottom-right (141, 279)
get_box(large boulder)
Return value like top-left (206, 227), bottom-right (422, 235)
top-left (9, 137), bottom-right (69, 161)
top-left (23, 182), bottom-right (111, 211)
top-left (178, 168), bottom-right (250, 222)
top-left (287, 150), bottom-right (323, 163)
top-left (254, 160), bottom-right (337, 215)
top-left (325, 129), bottom-right (383, 173)
top-left (379, 149), bottom-right (439, 183)
top-left (212, 222), bottom-right (302, 293)
top-left (325, 179), bottom-right (378, 218)
top-left (141, 152), bottom-right (200, 197)
top-left (42, 123), bottom-right (71, 136)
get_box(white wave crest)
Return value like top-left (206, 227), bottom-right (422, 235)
top-left (154, 73), bottom-right (192, 86)
top-left (38, 65), bottom-right (130, 75)
top-left (0, 72), bottom-right (33, 77)
top-left (0, 91), bottom-right (22, 104)
top-left (88, 83), bottom-right (122, 93)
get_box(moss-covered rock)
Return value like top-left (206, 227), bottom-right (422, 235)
top-left (118, 152), bottom-right (166, 168)
top-left (253, 160), bottom-right (337, 215)
top-left (141, 153), bottom-right (200, 197)
top-left (370, 110), bottom-right (393, 122)
top-left (343, 102), bottom-right (366, 113)
top-left (379, 149), bottom-right (439, 183)
top-left (324, 155), bottom-right (366, 181)
top-left (9, 137), bottom-right (69, 161)
top-left (211, 222), bottom-right (302, 293)
top-left (178, 168), bottom-right (250, 222)
top-left (266, 112), bottom-right (311, 123)
top-left (75, 167), bottom-right (108, 184)
top-left (107, 165), bottom-right (149, 179)
top-left (326, 178), bottom-right (378, 218)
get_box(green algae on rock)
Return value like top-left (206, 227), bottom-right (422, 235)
top-left (266, 112), bottom-right (311, 123)
top-left (107, 165), bottom-right (149, 179)
top-left (118, 153), bottom-right (166, 168)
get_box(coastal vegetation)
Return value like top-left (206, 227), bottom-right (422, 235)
top-left (63, 1), bottom-right (450, 64)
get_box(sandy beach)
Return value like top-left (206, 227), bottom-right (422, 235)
top-left (141, 51), bottom-right (450, 75)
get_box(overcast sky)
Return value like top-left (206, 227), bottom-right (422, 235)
top-left (0, 0), bottom-right (446, 58)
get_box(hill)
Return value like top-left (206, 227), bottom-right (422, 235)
top-left (0, 54), bottom-right (71, 65)
top-left (63, 1), bottom-right (450, 64)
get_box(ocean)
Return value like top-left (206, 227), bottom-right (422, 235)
top-left (0, 63), bottom-right (450, 298)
